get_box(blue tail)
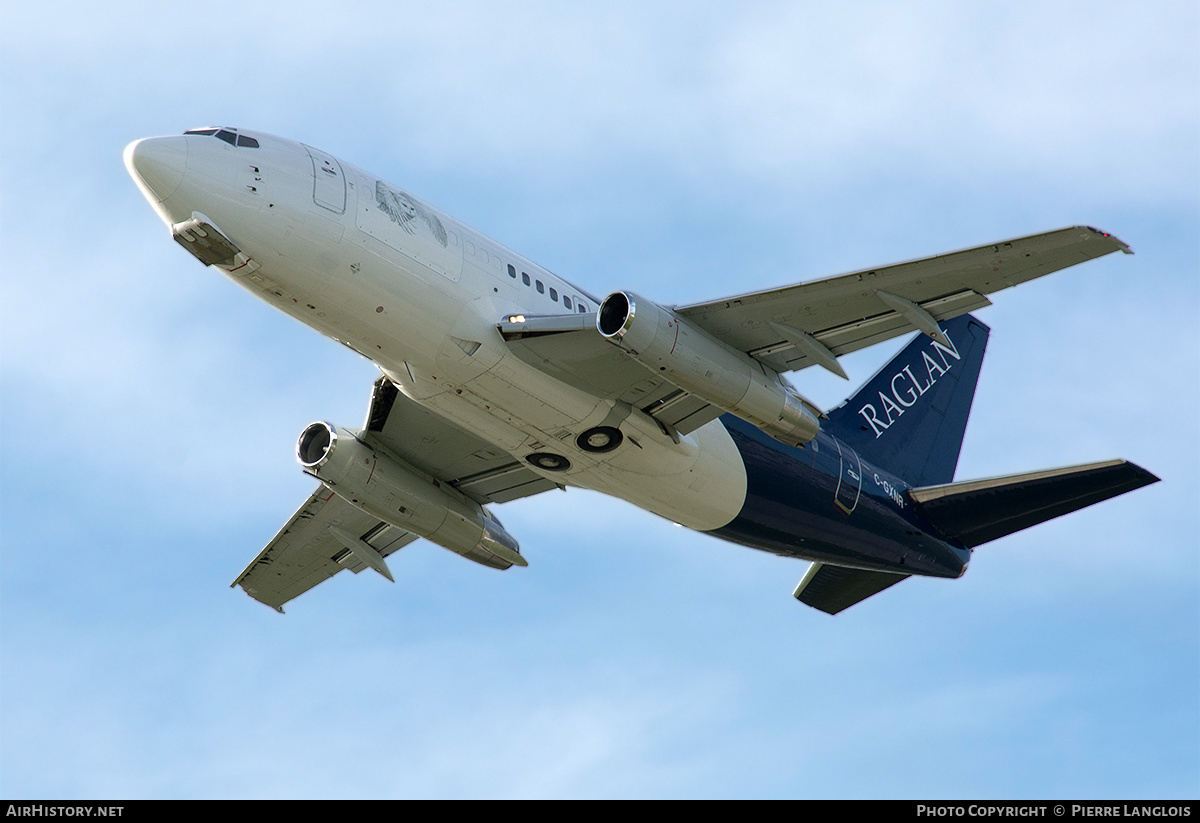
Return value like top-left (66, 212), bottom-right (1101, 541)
top-left (823, 313), bottom-right (989, 487)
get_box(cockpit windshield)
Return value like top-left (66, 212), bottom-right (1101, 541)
top-left (183, 127), bottom-right (259, 148)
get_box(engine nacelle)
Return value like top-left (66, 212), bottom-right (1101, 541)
top-left (296, 422), bottom-right (525, 570)
top-left (597, 291), bottom-right (820, 446)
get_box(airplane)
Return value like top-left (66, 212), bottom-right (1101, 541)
top-left (124, 126), bottom-right (1159, 615)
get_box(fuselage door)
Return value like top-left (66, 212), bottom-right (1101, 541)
top-left (833, 438), bottom-right (863, 515)
top-left (305, 145), bottom-right (346, 214)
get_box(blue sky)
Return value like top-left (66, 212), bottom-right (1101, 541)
top-left (1, 0), bottom-right (1197, 799)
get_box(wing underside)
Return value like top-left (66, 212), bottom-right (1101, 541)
top-left (498, 314), bottom-right (724, 436)
top-left (676, 225), bottom-right (1131, 374)
top-left (233, 377), bottom-right (558, 611)
top-left (232, 485), bottom-right (418, 612)
top-left (362, 376), bottom-right (561, 504)
top-left (500, 227), bottom-right (1131, 422)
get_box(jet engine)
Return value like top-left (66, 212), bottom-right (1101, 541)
top-left (296, 422), bottom-right (525, 570)
top-left (597, 291), bottom-right (821, 446)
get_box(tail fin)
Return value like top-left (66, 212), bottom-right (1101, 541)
top-left (909, 460), bottom-right (1159, 548)
top-left (824, 313), bottom-right (989, 487)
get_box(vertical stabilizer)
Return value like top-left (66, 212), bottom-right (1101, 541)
top-left (824, 314), bottom-right (989, 487)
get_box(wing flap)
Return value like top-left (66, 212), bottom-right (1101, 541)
top-left (453, 462), bottom-right (563, 503)
top-left (793, 563), bottom-right (910, 614)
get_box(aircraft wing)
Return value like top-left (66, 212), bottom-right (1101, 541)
top-left (501, 227), bottom-right (1131, 420)
top-left (233, 377), bottom-right (560, 610)
top-left (361, 376), bottom-right (562, 504)
top-left (676, 225), bottom-right (1131, 375)
top-left (232, 485), bottom-right (419, 612)
top-left (499, 314), bottom-right (725, 435)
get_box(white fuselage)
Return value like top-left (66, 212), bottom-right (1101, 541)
top-left (126, 129), bottom-right (748, 529)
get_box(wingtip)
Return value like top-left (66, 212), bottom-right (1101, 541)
top-left (1123, 460), bottom-right (1161, 487)
top-left (1084, 225), bottom-right (1133, 255)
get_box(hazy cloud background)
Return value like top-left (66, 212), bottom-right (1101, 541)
top-left (1, 0), bottom-right (1196, 798)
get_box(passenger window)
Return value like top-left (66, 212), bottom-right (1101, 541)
top-left (577, 301), bottom-right (588, 313)
top-left (564, 296), bottom-right (572, 310)
top-left (536, 280), bottom-right (545, 294)
top-left (522, 273), bottom-right (530, 286)
top-left (550, 288), bottom-right (558, 302)
top-left (508, 264), bottom-right (517, 278)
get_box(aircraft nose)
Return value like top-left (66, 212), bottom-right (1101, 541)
top-left (124, 136), bottom-right (188, 202)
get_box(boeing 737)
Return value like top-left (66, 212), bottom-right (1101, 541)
top-left (124, 127), bottom-right (1159, 615)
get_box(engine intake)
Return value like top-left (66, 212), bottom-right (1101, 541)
top-left (298, 422), bottom-right (334, 466)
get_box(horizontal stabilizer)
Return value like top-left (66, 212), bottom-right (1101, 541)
top-left (909, 460), bottom-right (1159, 548)
top-left (793, 563), bottom-right (910, 614)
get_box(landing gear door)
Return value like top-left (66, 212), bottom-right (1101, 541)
top-left (305, 145), bottom-right (346, 214)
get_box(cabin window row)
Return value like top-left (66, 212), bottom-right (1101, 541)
top-left (507, 264), bottom-right (588, 313)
